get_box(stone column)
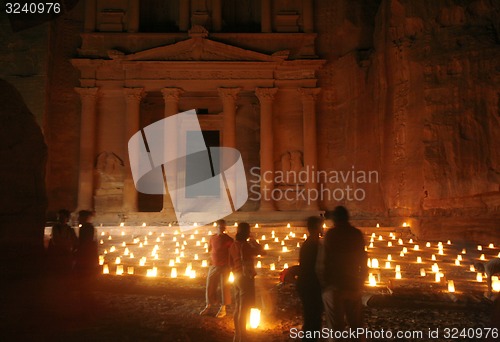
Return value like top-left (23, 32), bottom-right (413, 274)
top-left (299, 87), bottom-right (320, 210)
top-left (128, 0), bottom-right (140, 33)
top-left (261, 0), bottom-right (272, 32)
top-left (179, 0), bottom-right (190, 31)
top-left (218, 88), bottom-right (240, 148)
top-left (75, 87), bottom-right (99, 211)
top-left (256, 87), bottom-right (278, 211)
top-left (161, 88), bottom-right (184, 213)
top-left (212, 0), bottom-right (222, 31)
top-left (123, 88), bottom-right (145, 212)
top-left (302, 0), bottom-right (314, 33)
top-left (84, 0), bottom-right (97, 32)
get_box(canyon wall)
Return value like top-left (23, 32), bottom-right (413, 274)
top-left (316, 0), bottom-right (500, 242)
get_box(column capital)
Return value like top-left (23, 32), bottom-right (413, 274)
top-left (255, 87), bottom-right (278, 102)
top-left (75, 87), bottom-right (99, 100)
top-left (298, 87), bottom-right (321, 101)
top-left (124, 87), bottom-right (145, 102)
top-left (161, 87), bottom-right (184, 102)
top-left (218, 87), bottom-right (241, 101)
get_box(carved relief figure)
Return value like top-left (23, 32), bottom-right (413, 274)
top-left (96, 152), bottom-right (124, 189)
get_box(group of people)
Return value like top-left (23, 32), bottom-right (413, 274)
top-left (297, 206), bottom-right (368, 342)
top-left (199, 207), bottom-right (367, 342)
top-left (200, 220), bottom-right (266, 342)
top-left (47, 209), bottom-right (99, 285)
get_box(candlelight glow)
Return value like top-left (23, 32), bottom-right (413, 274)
top-left (476, 273), bottom-right (483, 282)
top-left (448, 280), bottom-right (455, 293)
top-left (477, 245), bottom-right (482, 251)
top-left (249, 308), bottom-right (261, 329)
top-left (264, 244), bottom-right (270, 250)
top-left (492, 276), bottom-right (500, 292)
top-left (416, 257), bottom-right (422, 263)
top-left (368, 273), bottom-right (377, 286)
top-left (102, 264), bottom-right (109, 274)
top-left (270, 263), bottom-right (276, 271)
top-left (201, 260), bottom-right (208, 267)
top-left (371, 258), bottom-right (379, 268)
top-left (228, 271), bottom-right (234, 283)
top-left (489, 243), bottom-right (494, 249)
top-left (395, 271), bottom-right (402, 279)
top-left (435, 273), bottom-right (441, 283)
top-left (256, 261), bottom-right (262, 268)
top-left (470, 265), bottom-right (475, 272)
top-left (420, 268), bottom-right (426, 277)
top-left (146, 267), bottom-right (158, 277)
top-left (116, 265), bottom-right (124, 275)
top-left (127, 266), bottom-right (134, 275)
top-left (479, 254), bottom-right (485, 261)
top-left (282, 246), bottom-right (288, 252)
top-left (426, 242), bottom-right (431, 248)
top-left (284, 263), bottom-right (289, 269)
top-left (385, 261), bottom-right (391, 269)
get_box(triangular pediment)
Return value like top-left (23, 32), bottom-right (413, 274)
top-left (109, 37), bottom-right (285, 62)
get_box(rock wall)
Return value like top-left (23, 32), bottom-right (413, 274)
top-left (316, 0), bottom-right (500, 242)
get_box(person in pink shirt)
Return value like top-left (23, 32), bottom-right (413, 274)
top-left (200, 219), bottom-right (234, 318)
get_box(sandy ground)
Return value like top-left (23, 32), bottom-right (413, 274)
top-left (1, 273), bottom-right (495, 342)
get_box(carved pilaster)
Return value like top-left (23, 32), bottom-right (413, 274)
top-left (75, 87), bottom-right (99, 211)
top-left (256, 87), bottom-right (278, 211)
top-left (299, 87), bottom-right (321, 210)
top-left (218, 88), bottom-right (240, 149)
top-left (123, 88), bottom-right (145, 212)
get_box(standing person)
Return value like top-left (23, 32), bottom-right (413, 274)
top-left (48, 209), bottom-right (78, 277)
top-left (317, 206), bottom-right (368, 342)
top-left (75, 210), bottom-right (99, 312)
top-left (297, 216), bottom-right (324, 341)
top-left (475, 258), bottom-right (500, 299)
top-left (229, 222), bottom-right (265, 342)
top-left (200, 219), bottom-right (234, 318)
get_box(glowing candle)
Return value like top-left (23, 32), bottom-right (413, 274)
top-left (121, 241), bottom-right (126, 247)
top-left (435, 273), bottom-right (441, 283)
top-left (387, 241), bottom-right (393, 247)
top-left (264, 244), bottom-right (270, 250)
top-left (367, 259), bottom-right (371, 268)
top-left (194, 254), bottom-right (199, 260)
top-left (426, 242), bottom-right (431, 248)
top-left (249, 308), bottom-right (261, 329)
top-left (255, 224), bottom-right (259, 228)
top-left (274, 237), bottom-right (279, 243)
top-left (403, 222), bottom-right (407, 227)
top-left (142, 222), bottom-right (146, 227)
top-left (448, 280), bottom-right (455, 293)
top-left (282, 246), bottom-right (288, 252)
top-left (409, 239), bottom-right (413, 244)
top-left (130, 253), bottom-right (134, 259)
top-left (281, 241), bottom-right (285, 246)
top-left (492, 276), bottom-right (500, 292)
top-left (470, 265), bottom-right (475, 272)
top-left (420, 268), bottom-right (426, 277)
top-left (201, 260), bottom-right (208, 267)
top-left (127, 266), bottom-right (134, 275)
top-left (261, 235), bottom-right (266, 240)
top-left (477, 245), bottom-right (482, 251)
top-left (385, 261), bottom-right (391, 269)
top-left (296, 242), bottom-right (300, 248)
top-left (256, 261), bottom-right (262, 268)
top-left (102, 264), bottom-right (109, 274)
top-left (368, 274), bottom-right (377, 286)
top-left (431, 254), bottom-right (436, 261)
top-left (399, 251), bottom-right (405, 257)
top-left (378, 235), bottom-right (383, 241)
top-left (180, 251), bottom-right (185, 258)
top-left (455, 259), bottom-right (460, 266)
top-left (228, 271), bottom-right (234, 283)
top-left (462, 248), bottom-right (466, 254)
top-left (120, 222), bottom-right (124, 227)
top-left (387, 254), bottom-right (392, 261)
top-left (115, 257), bottom-right (121, 264)
top-left (146, 267), bottom-right (157, 277)
top-left (447, 240), bottom-right (451, 245)
top-left (432, 263), bottom-right (439, 273)
top-left (416, 256), bottom-right (422, 263)
top-left (190, 270), bottom-right (196, 279)
top-left (110, 246), bottom-right (116, 253)
top-left (457, 255), bottom-right (462, 261)
top-left (395, 265), bottom-right (401, 272)
top-left (175, 257), bottom-right (180, 263)
top-left (270, 263), bottom-right (276, 271)
top-left (284, 263), bottom-right (289, 269)
top-left (116, 265), bottom-right (124, 275)
top-left (398, 239), bottom-right (403, 245)
top-left (395, 271), bottom-right (402, 279)
top-left (376, 223), bottom-right (380, 228)
top-left (124, 248), bottom-right (130, 256)
top-left (303, 234), bottom-right (307, 239)
top-left (489, 243), bottom-right (494, 249)
top-left (369, 242), bottom-right (374, 248)
top-left (414, 245), bottom-right (419, 251)
top-left (480, 254), bottom-right (485, 261)
top-left (476, 273), bottom-right (483, 282)
top-left (287, 223), bottom-right (291, 228)
top-left (99, 255), bottom-right (104, 265)
top-left (371, 258), bottom-right (379, 268)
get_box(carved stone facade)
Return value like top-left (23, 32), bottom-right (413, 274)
top-left (71, 1), bottom-right (325, 218)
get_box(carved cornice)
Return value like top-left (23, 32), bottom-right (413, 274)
top-left (298, 87), bottom-right (321, 101)
top-left (161, 87), bottom-right (184, 102)
top-left (255, 87), bottom-right (278, 102)
top-left (75, 87), bottom-right (99, 100)
top-left (124, 87), bottom-right (145, 102)
top-left (218, 87), bottom-right (241, 102)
